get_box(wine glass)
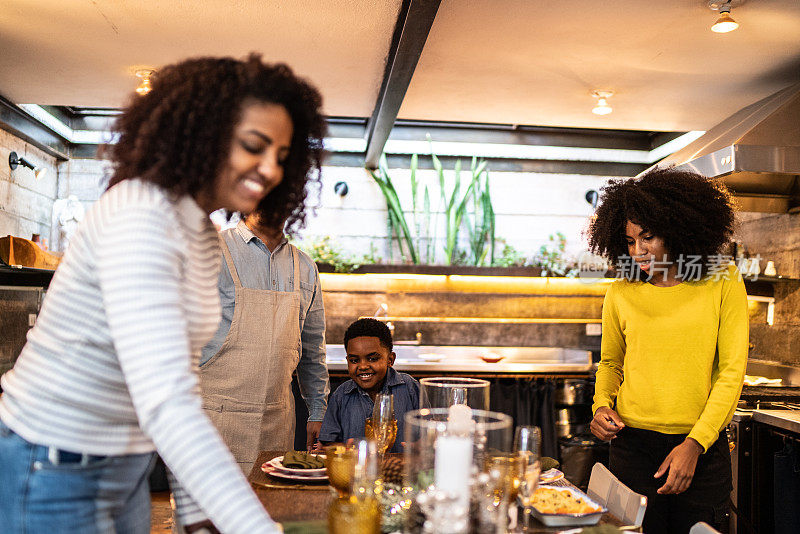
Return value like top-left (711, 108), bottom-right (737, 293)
top-left (365, 393), bottom-right (397, 457)
top-left (513, 426), bottom-right (542, 532)
top-left (485, 453), bottom-right (524, 506)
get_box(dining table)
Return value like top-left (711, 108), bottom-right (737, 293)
top-left (248, 451), bottom-right (627, 533)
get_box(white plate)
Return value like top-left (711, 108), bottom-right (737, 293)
top-left (261, 462), bottom-right (328, 482)
top-left (531, 486), bottom-right (607, 527)
top-left (266, 455), bottom-right (327, 476)
top-left (418, 353), bottom-right (444, 362)
top-left (539, 468), bottom-right (565, 485)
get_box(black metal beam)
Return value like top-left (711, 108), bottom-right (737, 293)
top-left (326, 152), bottom-right (648, 177)
top-left (0, 96), bottom-right (70, 160)
top-left (364, 0), bottom-right (441, 169)
top-left (389, 121), bottom-right (662, 150)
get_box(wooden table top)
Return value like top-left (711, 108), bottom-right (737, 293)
top-left (248, 451), bottom-right (626, 532)
top-left (248, 451), bottom-right (332, 524)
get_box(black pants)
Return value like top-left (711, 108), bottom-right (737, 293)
top-left (609, 426), bottom-right (731, 534)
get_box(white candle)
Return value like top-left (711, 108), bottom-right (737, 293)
top-left (434, 435), bottom-right (472, 502)
top-left (434, 404), bottom-right (474, 507)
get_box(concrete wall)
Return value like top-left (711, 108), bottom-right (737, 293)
top-left (321, 285), bottom-right (604, 353)
top-left (0, 129), bottom-right (60, 248)
top-left (737, 212), bottom-right (800, 367)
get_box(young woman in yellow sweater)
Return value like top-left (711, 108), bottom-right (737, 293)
top-left (587, 168), bottom-right (748, 534)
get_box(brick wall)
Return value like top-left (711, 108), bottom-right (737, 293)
top-left (54, 159), bottom-right (611, 263)
top-left (303, 165), bottom-right (610, 262)
top-left (0, 129), bottom-right (60, 248)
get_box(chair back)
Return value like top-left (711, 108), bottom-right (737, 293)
top-left (586, 462), bottom-right (647, 528)
top-left (689, 522), bottom-right (722, 534)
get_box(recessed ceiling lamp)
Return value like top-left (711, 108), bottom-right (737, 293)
top-left (9, 151), bottom-right (47, 180)
top-left (592, 91), bottom-right (613, 115)
top-left (709, 0), bottom-right (740, 33)
top-left (135, 69), bottom-right (154, 95)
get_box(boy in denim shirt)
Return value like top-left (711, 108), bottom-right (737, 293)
top-left (318, 318), bottom-right (419, 453)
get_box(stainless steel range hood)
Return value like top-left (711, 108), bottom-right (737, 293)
top-left (650, 82), bottom-right (800, 212)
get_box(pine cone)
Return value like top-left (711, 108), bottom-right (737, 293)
top-left (381, 455), bottom-right (404, 485)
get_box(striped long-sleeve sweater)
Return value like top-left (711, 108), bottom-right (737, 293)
top-left (0, 179), bottom-right (279, 533)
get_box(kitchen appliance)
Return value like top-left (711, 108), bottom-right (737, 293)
top-left (555, 407), bottom-right (590, 439)
top-left (649, 81), bottom-right (800, 213)
top-left (555, 379), bottom-right (592, 406)
top-left (0, 286), bottom-right (45, 388)
top-left (728, 363), bottom-right (800, 534)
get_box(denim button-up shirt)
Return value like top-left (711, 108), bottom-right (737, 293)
top-left (200, 221), bottom-right (329, 421)
top-left (318, 368), bottom-right (420, 453)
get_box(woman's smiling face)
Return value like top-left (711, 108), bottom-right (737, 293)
top-left (625, 220), bottom-right (669, 274)
top-left (202, 100), bottom-right (293, 215)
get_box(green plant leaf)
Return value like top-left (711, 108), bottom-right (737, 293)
top-left (370, 161), bottom-right (419, 264)
top-left (423, 186), bottom-right (432, 263)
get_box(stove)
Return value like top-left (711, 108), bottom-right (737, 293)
top-left (729, 392), bottom-right (800, 534)
top-left (738, 385), bottom-right (800, 405)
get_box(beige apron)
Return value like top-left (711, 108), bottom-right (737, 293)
top-left (200, 237), bottom-right (302, 472)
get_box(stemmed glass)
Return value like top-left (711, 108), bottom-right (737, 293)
top-left (513, 426), bottom-right (542, 532)
top-left (325, 444), bottom-right (357, 499)
top-left (365, 393), bottom-right (397, 458)
top-left (327, 439), bottom-right (381, 534)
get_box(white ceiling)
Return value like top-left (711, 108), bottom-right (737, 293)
top-left (399, 0), bottom-right (800, 131)
top-left (0, 0), bottom-right (402, 116)
top-left (2, 0), bottom-right (800, 132)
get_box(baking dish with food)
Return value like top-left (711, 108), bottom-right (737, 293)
top-left (530, 485), bottom-right (607, 527)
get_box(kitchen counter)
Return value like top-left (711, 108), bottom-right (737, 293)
top-left (325, 344), bottom-right (593, 374)
top-left (753, 409), bottom-right (800, 434)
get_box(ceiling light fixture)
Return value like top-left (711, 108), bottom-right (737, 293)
top-left (9, 151), bottom-right (47, 180)
top-left (709, 1), bottom-right (740, 33)
top-left (591, 91), bottom-right (613, 115)
top-left (135, 69), bottom-right (154, 95)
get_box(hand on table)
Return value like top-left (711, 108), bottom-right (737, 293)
top-left (590, 407), bottom-right (625, 441)
top-left (306, 421), bottom-right (322, 451)
top-left (311, 438), bottom-right (353, 452)
top-left (654, 438), bottom-right (703, 494)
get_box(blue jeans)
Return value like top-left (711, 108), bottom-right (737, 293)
top-left (0, 419), bottom-right (156, 533)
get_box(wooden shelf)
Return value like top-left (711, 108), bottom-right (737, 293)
top-left (744, 276), bottom-right (799, 298)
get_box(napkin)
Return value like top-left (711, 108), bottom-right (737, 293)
top-left (281, 451), bottom-right (325, 469)
top-left (541, 456), bottom-right (560, 471)
top-left (280, 519), bottom-right (327, 534)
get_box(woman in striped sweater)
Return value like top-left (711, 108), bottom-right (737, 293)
top-left (0, 54), bottom-right (325, 533)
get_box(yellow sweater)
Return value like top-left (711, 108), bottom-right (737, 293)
top-left (592, 264), bottom-right (749, 451)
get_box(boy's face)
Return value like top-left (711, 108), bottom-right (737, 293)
top-left (346, 336), bottom-right (395, 394)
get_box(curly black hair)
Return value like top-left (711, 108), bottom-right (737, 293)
top-left (586, 168), bottom-right (737, 279)
top-left (106, 53), bottom-right (326, 233)
top-left (344, 318), bottom-right (393, 353)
